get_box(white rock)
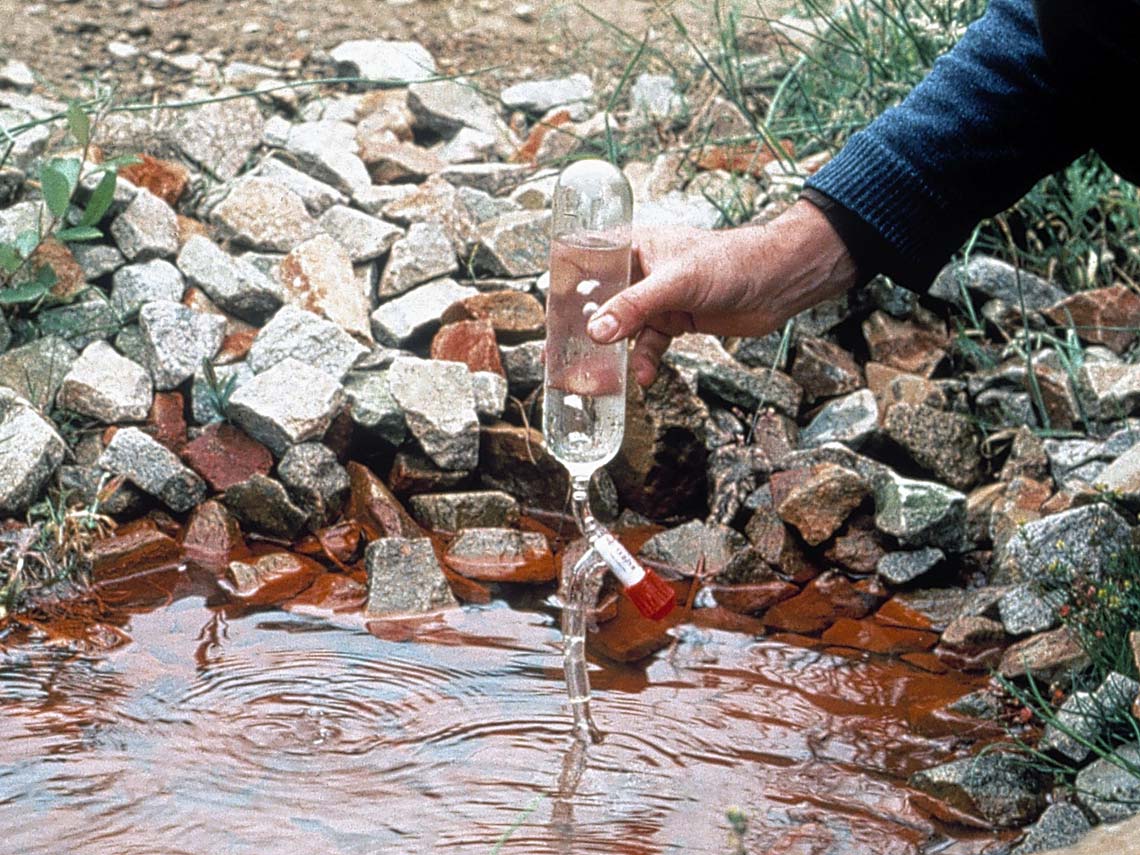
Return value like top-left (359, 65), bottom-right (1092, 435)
top-left (227, 358), bottom-right (346, 455)
top-left (370, 278), bottom-right (478, 347)
top-left (330, 39), bottom-right (438, 84)
top-left (57, 341), bottom-right (153, 423)
top-left (318, 205), bottom-right (403, 263)
top-left (378, 222), bottom-right (458, 298)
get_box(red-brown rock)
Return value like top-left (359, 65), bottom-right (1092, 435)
top-left (31, 238), bottom-right (85, 300)
top-left (824, 515), bottom-right (890, 574)
top-left (430, 319), bottom-right (504, 375)
top-left (180, 423), bottom-right (273, 492)
top-left (790, 337), bottom-right (863, 404)
top-left (181, 500), bottom-right (244, 570)
top-left (440, 291), bottom-right (546, 344)
top-left (346, 461), bottom-right (424, 540)
top-left (386, 451), bottom-right (473, 497)
top-left (222, 551), bottom-right (323, 606)
top-left (283, 571), bottom-right (368, 614)
top-left (863, 310), bottom-right (948, 377)
top-left (761, 570), bottom-right (883, 634)
top-left (443, 528), bottom-right (556, 583)
top-left (708, 580), bottom-right (798, 615)
top-left (1044, 284), bottom-right (1140, 354)
top-left (587, 579), bottom-right (687, 662)
top-left (744, 506), bottom-right (818, 583)
top-left (146, 391), bottom-right (187, 452)
top-left (120, 153), bottom-right (190, 207)
top-left (821, 617), bottom-right (938, 655)
top-left (770, 463), bottom-right (869, 546)
top-left (90, 519), bottom-right (181, 583)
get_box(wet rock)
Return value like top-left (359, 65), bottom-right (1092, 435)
top-left (471, 211), bottom-right (550, 277)
top-left (744, 505), bottom-right (817, 583)
top-left (97, 426), bottom-right (205, 512)
top-left (444, 527), bottom-right (555, 583)
top-left (227, 358), bottom-right (345, 456)
top-left (89, 519), bottom-right (181, 582)
top-left (138, 300), bottom-right (226, 390)
top-left (109, 259), bottom-right (185, 320)
top-left (790, 337), bottom-right (863, 404)
top-left (211, 176), bottom-right (318, 252)
top-left (385, 450), bottom-right (471, 498)
top-left (317, 205), bottom-right (402, 263)
top-left (877, 548), bottom-right (944, 585)
top-left (762, 570), bottom-right (884, 634)
top-left (798, 388), bottom-right (879, 449)
top-left (278, 442), bottom-right (350, 530)
top-left (472, 371), bottom-right (508, 419)
top-left (222, 552), bottom-right (322, 605)
top-left (330, 39), bottom-right (438, 84)
top-left (930, 256), bottom-right (1066, 311)
top-left (664, 333), bottom-right (801, 416)
top-left (408, 78), bottom-right (512, 149)
top-left (909, 752), bottom-right (1046, 828)
top-left (630, 73), bottom-right (685, 122)
top-left (639, 519), bottom-right (745, 576)
top-left (877, 588), bottom-right (972, 633)
top-left (248, 304), bottom-right (368, 380)
top-left (377, 222), bottom-right (458, 298)
top-left (941, 614), bottom-right (1007, 651)
top-left (884, 402), bottom-right (983, 490)
top-left (708, 579), bottom-right (798, 615)
top-left (176, 236), bottom-right (284, 324)
top-left (179, 422), bottom-right (273, 492)
top-left (342, 461), bottom-right (422, 540)
top-left (610, 363), bottom-right (709, 520)
top-left (381, 175), bottom-right (479, 255)
top-left (499, 340), bottom-right (544, 395)
top-left (821, 617), bottom-right (937, 655)
top-left (863, 310), bottom-right (947, 377)
top-left (343, 370), bottom-right (406, 444)
top-left (173, 92), bottom-right (264, 181)
top-left (0, 336), bottom-right (76, 407)
top-left (284, 120), bottom-right (371, 197)
top-left (430, 320), bottom-right (504, 375)
top-left (993, 503), bottom-right (1132, 584)
top-left (873, 473), bottom-right (967, 552)
top-left (1011, 802), bottom-right (1091, 855)
top-left (999, 626), bottom-right (1090, 683)
top-left (1045, 284), bottom-right (1140, 354)
top-left (279, 234), bottom-right (372, 341)
top-left (388, 357), bottom-right (479, 470)
top-left (996, 584), bottom-right (1060, 636)
top-left (110, 188), bottom-right (180, 261)
top-left (441, 290), bottom-right (546, 345)
top-left (1042, 672), bottom-right (1140, 765)
top-left (57, 341), bottom-right (152, 423)
top-left (364, 537), bottom-right (458, 617)
top-left (1075, 741), bottom-right (1140, 823)
top-left (222, 473), bottom-right (309, 539)
top-left (771, 463), bottom-right (868, 546)
top-left (502, 74), bottom-right (593, 114)
top-left (370, 278), bottom-right (478, 347)
top-left (408, 491), bottom-right (519, 534)
top-left (0, 389), bottom-right (67, 514)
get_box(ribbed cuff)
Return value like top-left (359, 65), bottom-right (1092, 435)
top-left (799, 187), bottom-right (886, 290)
top-left (804, 132), bottom-right (960, 293)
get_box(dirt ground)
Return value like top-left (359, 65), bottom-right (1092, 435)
top-left (0, 0), bottom-right (782, 103)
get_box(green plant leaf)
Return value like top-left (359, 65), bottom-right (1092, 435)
top-left (14, 229), bottom-right (39, 259)
top-left (98, 154), bottom-right (142, 171)
top-left (78, 170), bottom-right (117, 227)
top-left (0, 244), bottom-right (19, 273)
top-left (55, 226), bottom-right (103, 242)
top-left (0, 280), bottom-right (52, 305)
top-left (35, 263), bottom-right (58, 289)
top-left (48, 157), bottom-right (82, 192)
top-left (40, 162), bottom-right (73, 219)
top-left (66, 102), bottom-right (91, 147)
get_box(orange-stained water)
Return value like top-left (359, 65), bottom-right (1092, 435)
top-left (0, 570), bottom-right (1004, 855)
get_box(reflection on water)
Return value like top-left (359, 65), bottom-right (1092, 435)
top-left (0, 594), bottom-right (1002, 854)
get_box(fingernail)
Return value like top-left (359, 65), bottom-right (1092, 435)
top-left (587, 312), bottom-right (618, 342)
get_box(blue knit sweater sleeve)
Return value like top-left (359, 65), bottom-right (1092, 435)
top-left (803, 0), bottom-right (1085, 290)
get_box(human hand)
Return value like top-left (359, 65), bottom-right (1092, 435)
top-left (585, 199), bottom-right (859, 386)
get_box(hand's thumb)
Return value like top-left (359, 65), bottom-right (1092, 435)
top-left (585, 272), bottom-right (680, 344)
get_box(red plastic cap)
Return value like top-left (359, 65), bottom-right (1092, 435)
top-left (624, 569), bottom-right (676, 621)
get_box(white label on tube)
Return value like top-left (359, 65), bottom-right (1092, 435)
top-left (590, 532), bottom-right (646, 588)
